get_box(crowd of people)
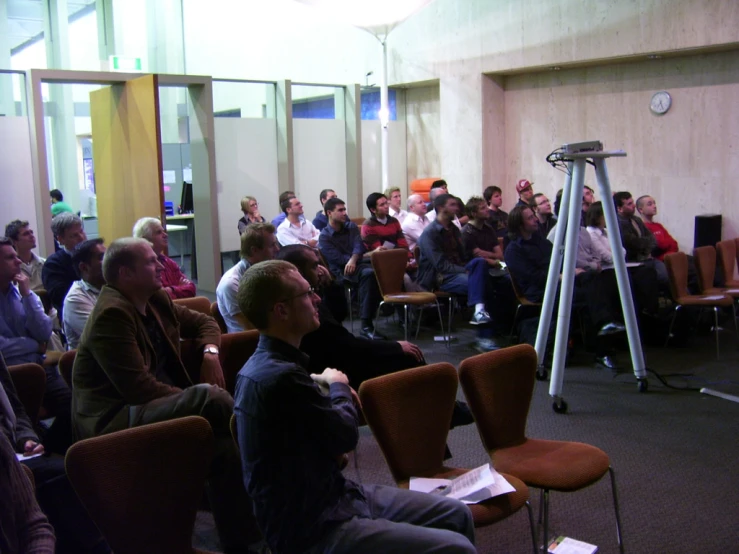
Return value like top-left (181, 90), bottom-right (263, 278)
top-left (0, 177), bottom-right (702, 553)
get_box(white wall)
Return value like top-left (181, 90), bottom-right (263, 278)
top-left (293, 119), bottom-right (347, 219)
top-left (361, 119), bottom-right (407, 201)
top-left (214, 117), bottom-right (279, 252)
top-left (0, 118), bottom-right (39, 241)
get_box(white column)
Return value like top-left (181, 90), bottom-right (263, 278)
top-left (276, 80), bottom-right (294, 197)
top-left (0, 1), bottom-right (16, 116)
top-left (337, 84), bottom-right (363, 217)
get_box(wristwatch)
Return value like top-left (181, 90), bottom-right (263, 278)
top-left (203, 346), bottom-right (220, 356)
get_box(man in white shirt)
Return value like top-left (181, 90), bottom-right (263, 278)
top-left (425, 188), bottom-right (462, 229)
top-left (63, 238), bottom-right (106, 349)
top-left (384, 186), bottom-right (408, 224)
top-left (401, 194), bottom-right (430, 252)
top-left (216, 223), bottom-right (279, 333)
top-left (276, 197), bottom-right (320, 247)
top-left (4, 220), bottom-right (45, 292)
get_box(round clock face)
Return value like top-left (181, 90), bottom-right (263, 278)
top-left (650, 91), bottom-right (671, 115)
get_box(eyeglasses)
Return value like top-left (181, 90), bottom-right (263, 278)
top-left (278, 287), bottom-right (316, 303)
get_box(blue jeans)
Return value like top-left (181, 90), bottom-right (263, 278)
top-left (306, 484), bottom-right (476, 553)
top-left (438, 258), bottom-right (488, 306)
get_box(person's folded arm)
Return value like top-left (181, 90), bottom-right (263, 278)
top-left (318, 233), bottom-right (351, 269)
top-left (173, 301), bottom-right (221, 351)
top-left (21, 293), bottom-right (52, 342)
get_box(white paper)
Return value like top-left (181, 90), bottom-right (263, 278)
top-left (16, 452), bottom-right (43, 461)
top-left (601, 262), bottom-right (642, 270)
top-left (382, 241), bottom-right (396, 250)
top-left (162, 170), bottom-right (176, 184)
top-left (409, 477), bottom-right (452, 494)
top-left (701, 295), bottom-right (727, 301)
top-left (409, 464), bottom-right (515, 504)
top-left (548, 536), bottom-right (598, 554)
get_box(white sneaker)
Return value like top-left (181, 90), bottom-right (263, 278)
top-left (469, 310), bottom-right (491, 325)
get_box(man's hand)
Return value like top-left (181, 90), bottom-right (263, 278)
top-left (317, 264), bottom-right (332, 285)
top-left (344, 259), bottom-right (357, 276)
top-left (398, 341), bottom-right (424, 362)
top-left (23, 440), bottom-right (44, 456)
top-left (200, 351), bottom-right (225, 388)
top-left (311, 367), bottom-right (349, 388)
top-left (307, 239), bottom-right (319, 248)
top-left (486, 258), bottom-right (501, 268)
top-left (14, 272), bottom-right (31, 297)
top-left (575, 268), bottom-right (586, 276)
top-left (37, 341), bottom-right (48, 354)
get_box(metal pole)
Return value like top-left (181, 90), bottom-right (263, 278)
top-left (535, 162), bottom-right (573, 364)
top-left (595, 159), bottom-right (647, 380)
top-left (549, 158), bottom-right (587, 399)
top-left (380, 39), bottom-right (389, 190)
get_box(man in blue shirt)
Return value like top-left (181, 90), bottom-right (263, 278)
top-left (318, 197), bottom-right (385, 340)
top-left (270, 190), bottom-right (295, 228)
top-left (312, 188), bottom-right (335, 231)
top-left (234, 259), bottom-right (475, 554)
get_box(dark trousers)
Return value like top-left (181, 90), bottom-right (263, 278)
top-left (128, 384), bottom-right (260, 551)
top-left (23, 454), bottom-right (107, 553)
top-left (40, 365), bottom-right (73, 454)
top-left (343, 261), bottom-right (382, 322)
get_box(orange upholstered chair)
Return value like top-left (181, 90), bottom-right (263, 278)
top-left (665, 251), bottom-right (736, 358)
top-left (65, 416), bottom-right (216, 554)
top-left (458, 345), bottom-right (624, 554)
top-left (219, 330), bottom-right (260, 396)
top-left (409, 178), bottom-right (442, 202)
top-left (58, 350), bottom-right (76, 388)
top-left (173, 296), bottom-right (212, 316)
top-left (716, 239), bottom-right (739, 288)
top-left (694, 245), bottom-right (739, 299)
top-left (359, 362), bottom-right (536, 551)
top-left (8, 363), bottom-right (46, 425)
top-left (210, 302), bottom-right (228, 333)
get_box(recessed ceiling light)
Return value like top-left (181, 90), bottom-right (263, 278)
top-left (550, 66), bottom-right (561, 71)
top-left (647, 54), bottom-right (662, 59)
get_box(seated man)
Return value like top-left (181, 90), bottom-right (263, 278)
top-left (1, 354), bottom-right (106, 553)
top-left (636, 195), bottom-right (678, 261)
top-left (385, 186), bottom-right (408, 224)
top-left (0, 238), bottom-right (71, 448)
top-left (49, 189), bottom-right (74, 216)
top-left (72, 237), bottom-right (259, 550)
top-left (42, 212), bottom-right (87, 317)
top-left (319, 197), bottom-right (385, 340)
top-left (277, 245), bottom-right (423, 388)
top-left (426, 186), bottom-right (462, 229)
top-left (531, 193), bottom-right (556, 236)
top-left (461, 196), bottom-right (504, 267)
top-left (312, 188), bottom-right (336, 231)
top-left (62, 239), bottom-right (106, 350)
top-left (5, 220), bottom-right (44, 291)
top-left (361, 192), bottom-right (411, 254)
top-left (271, 190), bottom-right (295, 228)
top-left (234, 260), bottom-right (476, 554)
top-left (276, 196), bottom-right (320, 247)
top-left (133, 217), bottom-right (196, 299)
top-left (515, 179), bottom-right (534, 209)
top-left (418, 194), bottom-right (512, 351)
top-left (401, 193), bottom-right (430, 252)
top-left (613, 192), bottom-right (668, 284)
top-left (216, 223), bottom-right (279, 333)
top-left (483, 185), bottom-right (509, 239)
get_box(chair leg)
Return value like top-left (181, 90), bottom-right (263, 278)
top-left (434, 300), bottom-right (447, 349)
top-left (714, 306), bottom-right (720, 360)
top-left (510, 304), bottom-right (521, 338)
top-left (537, 488), bottom-right (544, 524)
top-left (374, 301), bottom-right (385, 336)
top-left (524, 500), bottom-right (538, 554)
top-left (664, 305), bottom-right (680, 347)
top-left (346, 286), bottom-right (354, 333)
top-left (403, 304), bottom-right (409, 342)
top-left (542, 489), bottom-right (550, 554)
top-left (414, 306), bottom-right (423, 339)
top-left (608, 466), bottom-right (625, 554)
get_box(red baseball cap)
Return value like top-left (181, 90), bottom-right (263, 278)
top-left (516, 179), bottom-right (533, 193)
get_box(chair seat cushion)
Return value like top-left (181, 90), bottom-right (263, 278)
top-left (492, 439), bottom-right (610, 492)
top-left (383, 292), bottom-right (438, 305)
top-left (676, 294), bottom-right (733, 307)
top-left (399, 466), bottom-right (529, 527)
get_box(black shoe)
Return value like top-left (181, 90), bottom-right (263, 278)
top-left (450, 401), bottom-right (475, 429)
top-left (597, 322), bottom-right (626, 336)
top-left (360, 326), bottom-right (388, 340)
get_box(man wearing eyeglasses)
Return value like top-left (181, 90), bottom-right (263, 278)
top-left (234, 260), bottom-right (476, 554)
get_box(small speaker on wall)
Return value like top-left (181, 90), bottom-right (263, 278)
top-left (694, 214), bottom-right (722, 249)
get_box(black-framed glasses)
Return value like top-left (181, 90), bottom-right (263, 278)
top-left (278, 287), bottom-right (316, 303)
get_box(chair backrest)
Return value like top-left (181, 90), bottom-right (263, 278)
top-left (210, 302), bottom-right (228, 333)
top-left (716, 239), bottom-right (737, 284)
top-left (664, 251), bottom-right (689, 299)
top-left (370, 248), bottom-right (409, 297)
top-left (59, 350), bottom-right (76, 387)
top-left (173, 296), bottom-right (212, 316)
top-left (220, 330), bottom-right (260, 396)
top-left (8, 363), bottom-right (46, 425)
top-left (693, 246), bottom-right (716, 293)
top-left (458, 345), bottom-right (537, 452)
top-left (65, 416), bottom-right (214, 554)
top-left (358, 363), bottom-right (457, 483)
top-left (351, 217), bottom-right (366, 227)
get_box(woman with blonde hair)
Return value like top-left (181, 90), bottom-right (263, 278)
top-left (238, 196), bottom-right (265, 235)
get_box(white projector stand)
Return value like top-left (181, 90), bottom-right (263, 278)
top-left (534, 143), bottom-right (649, 414)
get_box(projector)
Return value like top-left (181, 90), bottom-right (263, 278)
top-left (562, 141), bottom-right (603, 154)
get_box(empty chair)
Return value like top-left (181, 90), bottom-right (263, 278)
top-left (716, 239), bottom-right (739, 288)
top-left (458, 345), bottom-right (624, 554)
top-left (219, 330), bottom-right (260, 395)
top-left (370, 248), bottom-right (445, 341)
top-left (65, 416), bottom-right (216, 554)
top-left (173, 296), bottom-right (212, 316)
top-left (359, 362), bottom-right (536, 552)
top-left (8, 363), bottom-right (46, 425)
top-left (694, 245), bottom-right (739, 299)
top-left (507, 270), bottom-right (542, 337)
top-left (665, 251), bottom-right (736, 358)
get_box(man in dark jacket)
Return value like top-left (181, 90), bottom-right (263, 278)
top-left (41, 213), bottom-right (87, 318)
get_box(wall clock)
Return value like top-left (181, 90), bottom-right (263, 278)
top-left (650, 91), bottom-right (671, 115)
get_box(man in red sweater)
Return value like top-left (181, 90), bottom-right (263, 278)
top-left (636, 195), bottom-right (678, 261)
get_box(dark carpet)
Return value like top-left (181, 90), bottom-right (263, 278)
top-left (193, 298), bottom-right (739, 553)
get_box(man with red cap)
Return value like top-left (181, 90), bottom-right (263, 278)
top-left (515, 179), bottom-right (534, 209)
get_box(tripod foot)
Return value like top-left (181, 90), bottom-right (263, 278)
top-left (552, 398), bottom-right (568, 414)
top-left (637, 379), bottom-right (648, 393)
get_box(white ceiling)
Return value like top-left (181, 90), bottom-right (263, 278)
top-left (7, 0), bottom-right (95, 53)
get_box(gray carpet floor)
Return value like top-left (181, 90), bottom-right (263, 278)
top-left (192, 295), bottom-right (739, 554)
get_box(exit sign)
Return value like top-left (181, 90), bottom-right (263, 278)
top-left (109, 55), bottom-right (143, 72)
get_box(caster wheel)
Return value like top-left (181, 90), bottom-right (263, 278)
top-left (536, 368), bottom-right (548, 381)
top-left (638, 380), bottom-right (648, 393)
top-left (552, 400), bottom-right (568, 414)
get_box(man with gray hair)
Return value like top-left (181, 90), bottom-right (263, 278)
top-left (401, 193), bottom-right (431, 252)
top-left (42, 212), bottom-right (87, 317)
top-left (72, 237), bottom-right (260, 550)
top-left (133, 216), bottom-right (195, 299)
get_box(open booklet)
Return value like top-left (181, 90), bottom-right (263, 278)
top-left (409, 463), bottom-right (515, 504)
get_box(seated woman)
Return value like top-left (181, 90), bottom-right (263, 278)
top-left (132, 217), bottom-right (196, 299)
top-left (585, 201), bottom-right (626, 265)
top-left (238, 196), bottom-right (265, 235)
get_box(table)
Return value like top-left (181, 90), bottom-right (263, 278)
top-left (166, 224), bottom-right (189, 267)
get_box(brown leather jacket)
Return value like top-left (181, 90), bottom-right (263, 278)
top-left (71, 286), bottom-right (220, 440)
